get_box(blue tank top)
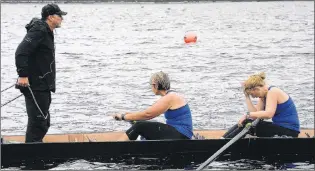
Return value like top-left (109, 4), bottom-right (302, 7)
top-left (164, 91), bottom-right (193, 139)
top-left (264, 86), bottom-right (300, 132)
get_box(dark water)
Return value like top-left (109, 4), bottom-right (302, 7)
top-left (2, 156), bottom-right (314, 170)
top-left (1, 1), bottom-right (314, 170)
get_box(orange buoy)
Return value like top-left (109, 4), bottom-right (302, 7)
top-left (184, 33), bottom-right (197, 43)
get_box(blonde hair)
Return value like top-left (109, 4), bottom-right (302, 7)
top-left (244, 72), bottom-right (266, 90)
top-left (150, 71), bottom-right (170, 90)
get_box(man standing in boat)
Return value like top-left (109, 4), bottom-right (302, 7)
top-left (15, 4), bottom-right (67, 143)
top-left (113, 71), bottom-right (194, 140)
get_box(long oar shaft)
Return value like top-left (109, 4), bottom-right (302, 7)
top-left (1, 94), bottom-right (23, 108)
top-left (197, 119), bottom-right (260, 170)
top-left (1, 84), bottom-right (15, 93)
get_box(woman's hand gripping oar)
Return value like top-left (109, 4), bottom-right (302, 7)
top-left (113, 114), bottom-right (136, 124)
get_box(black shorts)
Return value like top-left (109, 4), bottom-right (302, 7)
top-left (255, 121), bottom-right (299, 137)
top-left (126, 121), bottom-right (189, 140)
top-left (223, 120), bottom-right (299, 138)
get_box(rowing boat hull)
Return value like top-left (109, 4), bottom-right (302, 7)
top-left (1, 137), bottom-right (314, 169)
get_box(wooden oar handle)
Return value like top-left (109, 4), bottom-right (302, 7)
top-left (114, 116), bottom-right (136, 125)
top-left (114, 116), bottom-right (120, 120)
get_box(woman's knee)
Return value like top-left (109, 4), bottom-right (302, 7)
top-left (131, 121), bottom-right (149, 130)
top-left (126, 122), bottom-right (147, 140)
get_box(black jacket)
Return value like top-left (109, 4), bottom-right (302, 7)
top-left (15, 18), bottom-right (56, 92)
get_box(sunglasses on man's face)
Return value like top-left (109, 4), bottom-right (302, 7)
top-left (54, 14), bottom-right (63, 19)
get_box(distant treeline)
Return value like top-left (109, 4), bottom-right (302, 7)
top-left (1, 0), bottom-right (313, 2)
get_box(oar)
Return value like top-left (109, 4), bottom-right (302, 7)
top-left (114, 116), bottom-right (137, 124)
top-left (196, 119), bottom-right (260, 170)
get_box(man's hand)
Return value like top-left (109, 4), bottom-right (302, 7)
top-left (16, 77), bottom-right (29, 87)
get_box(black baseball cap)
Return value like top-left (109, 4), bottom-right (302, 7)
top-left (41, 4), bottom-right (67, 19)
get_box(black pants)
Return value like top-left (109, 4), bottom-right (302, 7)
top-left (223, 120), bottom-right (299, 138)
top-left (126, 121), bottom-right (189, 140)
top-left (22, 90), bottom-right (51, 143)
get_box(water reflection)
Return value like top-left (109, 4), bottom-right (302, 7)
top-left (2, 157), bottom-right (314, 170)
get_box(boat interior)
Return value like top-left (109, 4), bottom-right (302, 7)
top-left (2, 129), bottom-right (314, 143)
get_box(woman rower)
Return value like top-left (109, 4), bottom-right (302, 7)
top-left (113, 71), bottom-right (193, 141)
top-left (223, 72), bottom-right (300, 138)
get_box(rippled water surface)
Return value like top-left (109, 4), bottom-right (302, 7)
top-left (1, 1), bottom-right (314, 170)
